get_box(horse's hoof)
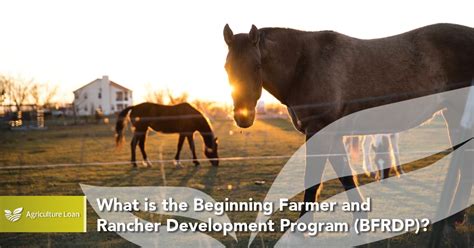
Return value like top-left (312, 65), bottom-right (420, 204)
top-left (448, 211), bottom-right (467, 229)
top-left (173, 160), bottom-right (183, 169)
top-left (145, 160), bottom-right (153, 168)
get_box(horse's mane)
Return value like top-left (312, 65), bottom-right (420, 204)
top-left (259, 27), bottom-right (336, 38)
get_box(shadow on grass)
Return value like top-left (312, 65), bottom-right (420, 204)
top-left (203, 166), bottom-right (219, 195)
top-left (101, 166), bottom-right (157, 187)
top-left (178, 166), bottom-right (200, 186)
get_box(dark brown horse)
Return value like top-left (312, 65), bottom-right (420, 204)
top-left (223, 23), bottom-right (474, 229)
top-left (115, 102), bottom-right (219, 167)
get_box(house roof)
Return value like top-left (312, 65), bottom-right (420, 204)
top-left (110, 81), bottom-right (132, 92)
top-left (73, 77), bottom-right (132, 93)
top-left (73, 79), bottom-right (96, 93)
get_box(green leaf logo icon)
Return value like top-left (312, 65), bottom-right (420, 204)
top-left (4, 207), bottom-right (23, 222)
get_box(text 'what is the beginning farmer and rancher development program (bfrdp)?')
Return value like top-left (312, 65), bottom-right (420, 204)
top-left (94, 196), bottom-right (430, 237)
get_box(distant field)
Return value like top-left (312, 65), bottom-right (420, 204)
top-left (0, 116), bottom-right (471, 247)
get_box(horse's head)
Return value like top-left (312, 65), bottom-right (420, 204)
top-left (223, 24), bottom-right (262, 128)
top-left (204, 137), bottom-right (219, 166)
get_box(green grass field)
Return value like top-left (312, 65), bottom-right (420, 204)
top-left (0, 116), bottom-right (472, 247)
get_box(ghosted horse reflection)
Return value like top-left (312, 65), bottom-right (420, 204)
top-left (115, 102), bottom-right (219, 167)
top-left (223, 23), bottom-right (474, 230)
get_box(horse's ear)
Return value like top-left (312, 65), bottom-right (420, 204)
top-left (249, 24), bottom-right (259, 45)
top-left (224, 24), bottom-right (233, 46)
top-left (214, 137), bottom-right (219, 144)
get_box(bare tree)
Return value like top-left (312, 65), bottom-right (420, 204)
top-left (145, 89), bottom-right (166, 104)
top-left (30, 83), bottom-right (59, 108)
top-left (166, 88), bottom-right (188, 104)
top-left (145, 87), bottom-right (189, 104)
top-left (43, 85), bottom-right (58, 108)
top-left (191, 99), bottom-right (232, 119)
top-left (30, 83), bottom-right (41, 108)
top-left (192, 99), bottom-right (213, 114)
top-left (1, 75), bottom-right (33, 111)
top-left (0, 76), bottom-right (11, 104)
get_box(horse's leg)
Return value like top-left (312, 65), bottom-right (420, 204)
top-left (430, 107), bottom-right (473, 246)
top-left (343, 136), bottom-right (351, 154)
top-left (376, 135), bottom-right (393, 182)
top-left (390, 133), bottom-right (403, 175)
top-left (187, 134), bottom-right (200, 166)
top-left (130, 134), bottom-right (139, 167)
top-left (138, 133), bottom-right (152, 167)
top-left (382, 166), bottom-right (390, 182)
top-left (299, 133), bottom-right (327, 224)
top-left (344, 136), bottom-right (361, 167)
top-left (362, 135), bottom-right (375, 177)
top-left (378, 135), bottom-right (390, 182)
top-left (174, 134), bottom-right (185, 168)
top-left (328, 136), bottom-right (366, 220)
top-left (443, 109), bottom-right (472, 227)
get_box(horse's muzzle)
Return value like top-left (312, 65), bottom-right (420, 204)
top-left (234, 108), bottom-right (255, 128)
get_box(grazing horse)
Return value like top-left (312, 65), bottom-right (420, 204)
top-left (115, 102), bottom-right (219, 167)
top-left (223, 23), bottom-right (474, 224)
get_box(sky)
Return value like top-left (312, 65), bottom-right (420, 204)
top-left (0, 0), bottom-right (473, 104)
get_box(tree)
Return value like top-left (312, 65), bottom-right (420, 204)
top-left (30, 83), bottom-right (58, 108)
top-left (166, 88), bottom-right (188, 104)
top-left (43, 85), bottom-right (58, 108)
top-left (30, 83), bottom-right (41, 108)
top-left (1, 75), bottom-right (32, 111)
top-left (145, 87), bottom-right (188, 104)
top-left (0, 76), bottom-right (11, 104)
top-left (145, 89), bottom-right (166, 104)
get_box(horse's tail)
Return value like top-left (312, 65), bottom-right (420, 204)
top-left (115, 106), bottom-right (134, 148)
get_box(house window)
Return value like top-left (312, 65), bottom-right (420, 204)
top-left (98, 88), bottom-right (102, 99)
top-left (116, 92), bottom-right (123, 101)
top-left (111, 105), bottom-right (115, 111)
top-left (74, 92), bottom-right (79, 99)
top-left (84, 92), bottom-right (88, 99)
top-left (124, 91), bottom-right (128, 101)
top-left (84, 105), bottom-right (88, 111)
top-left (117, 104), bottom-right (124, 111)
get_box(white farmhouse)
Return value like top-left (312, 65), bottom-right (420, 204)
top-left (73, 76), bottom-right (133, 116)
